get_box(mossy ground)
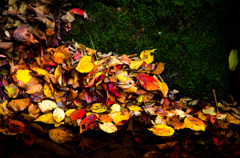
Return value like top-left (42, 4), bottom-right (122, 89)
top-left (65, 0), bottom-right (233, 98)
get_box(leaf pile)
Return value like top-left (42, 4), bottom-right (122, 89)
top-left (1, 0), bottom-right (240, 157)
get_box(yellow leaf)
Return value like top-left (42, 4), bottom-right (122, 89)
top-left (34, 113), bottom-right (64, 127)
top-left (129, 60), bottom-right (143, 70)
top-left (184, 117), bottom-right (205, 131)
top-left (140, 49), bottom-right (156, 64)
top-left (202, 106), bottom-right (216, 115)
top-left (154, 75), bottom-right (169, 97)
top-left (229, 49), bottom-right (238, 71)
top-left (31, 67), bottom-right (49, 76)
top-left (65, 109), bottom-right (76, 116)
top-left (148, 124), bottom-right (174, 136)
top-left (226, 113), bottom-right (240, 125)
top-left (99, 122), bottom-right (117, 133)
top-left (91, 103), bottom-right (107, 113)
top-left (76, 56), bottom-right (94, 73)
top-left (113, 111), bottom-right (130, 125)
top-left (128, 105), bottom-right (142, 111)
top-left (16, 69), bottom-right (32, 84)
top-left (49, 128), bottom-right (73, 143)
top-left (43, 83), bottom-right (53, 98)
top-left (54, 65), bottom-right (62, 81)
top-left (116, 71), bottom-right (131, 82)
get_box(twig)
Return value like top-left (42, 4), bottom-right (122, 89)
top-left (212, 89), bottom-right (218, 114)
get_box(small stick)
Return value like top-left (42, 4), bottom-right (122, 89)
top-left (212, 89), bottom-right (218, 114)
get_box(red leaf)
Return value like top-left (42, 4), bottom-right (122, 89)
top-left (109, 82), bottom-right (121, 98)
top-left (212, 136), bottom-right (225, 146)
top-left (70, 109), bottom-right (85, 121)
top-left (22, 130), bottom-right (35, 147)
top-left (8, 119), bottom-right (26, 133)
top-left (81, 114), bottom-right (97, 127)
top-left (137, 73), bottom-right (160, 91)
top-left (70, 8), bottom-right (84, 16)
top-left (85, 73), bottom-right (104, 88)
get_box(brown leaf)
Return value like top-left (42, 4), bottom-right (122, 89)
top-left (26, 84), bottom-right (43, 94)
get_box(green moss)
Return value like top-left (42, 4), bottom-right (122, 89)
top-left (66, 0), bottom-right (231, 97)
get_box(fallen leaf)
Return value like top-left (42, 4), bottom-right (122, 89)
top-left (38, 100), bottom-right (57, 113)
top-left (5, 83), bottom-right (19, 98)
top-left (69, 109), bottom-right (85, 121)
top-left (26, 84), bottom-right (43, 94)
top-left (229, 49), bottom-right (238, 71)
top-left (91, 103), bottom-right (107, 113)
top-left (137, 73), bottom-right (160, 91)
top-left (129, 60), bottom-right (143, 70)
top-left (16, 69), bottom-right (32, 84)
top-left (151, 62), bottom-right (165, 74)
top-left (8, 119), bottom-right (26, 133)
top-left (140, 49), bottom-right (156, 64)
top-left (8, 98), bottom-right (30, 112)
top-left (49, 128), bottom-right (73, 143)
top-left (76, 56), bottom-right (94, 73)
top-left (99, 122), bottom-right (117, 133)
top-left (148, 124), bottom-right (174, 136)
top-left (53, 108), bottom-right (65, 123)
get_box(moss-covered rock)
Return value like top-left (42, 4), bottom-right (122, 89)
top-left (65, 0), bottom-right (232, 97)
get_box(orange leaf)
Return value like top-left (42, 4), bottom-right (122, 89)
top-left (8, 98), bottom-right (31, 112)
top-left (26, 84), bottom-right (43, 94)
top-left (151, 62), bottom-right (165, 74)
